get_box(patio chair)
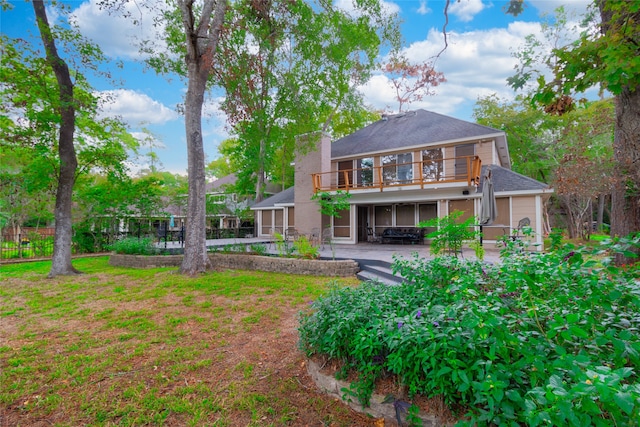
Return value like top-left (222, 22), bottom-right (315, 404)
top-left (511, 217), bottom-right (530, 241)
top-left (309, 228), bottom-right (320, 246)
top-left (366, 227), bottom-right (380, 243)
top-left (321, 228), bottom-right (332, 250)
top-left (285, 227), bottom-right (299, 242)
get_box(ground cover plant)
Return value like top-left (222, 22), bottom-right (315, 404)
top-left (299, 238), bottom-right (640, 426)
top-left (0, 257), bottom-right (377, 426)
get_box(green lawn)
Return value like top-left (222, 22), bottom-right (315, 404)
top-left (0, 257), bottom-right (368, 426)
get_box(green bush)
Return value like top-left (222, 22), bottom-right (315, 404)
top-left (419, 210), bottom-right (478, 257)
top-left (299, 240), bottom-right (640, 425)
top-left (110, 237), bottom-right (158, 255)
top-left (249, 243), bottom-right (268, 255)
top-left (293, 235), bottom-right (319, 259)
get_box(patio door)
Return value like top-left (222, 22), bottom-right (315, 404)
top-left (357, 206), bottom-right (369, 242)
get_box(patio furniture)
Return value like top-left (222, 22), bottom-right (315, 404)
top-left (309, 228), bottom-right (320, 246)
top-left (285, 227), bottom-right (299, 242)
top-left (511, 217), bottom-right (530, 241)
top-left (380, 227), bottom-right (424, 244)
top-left (321, 228), bottom-right (332, 249)
top-left (366, 227), bottom-right (380, 243)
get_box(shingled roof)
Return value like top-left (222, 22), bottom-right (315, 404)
top-left (331, 109), bottom-right (506, 159)
top-left (477, 165), bottom-right (551, 193)
top-left (252, 186), bottom-right (294, 209)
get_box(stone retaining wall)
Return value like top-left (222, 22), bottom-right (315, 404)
top-left (306, 359), bottom-right (447, 426)
top-left (108, 253), bottom-right (359, 277)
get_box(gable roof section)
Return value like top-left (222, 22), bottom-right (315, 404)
top-left (331, 109), bottom-right (506, 159)
top-left (477, 165), bottom-right (550, 193)
top-left (252, 186), bottom-right (295, 209)
top-left (206, 173), bottom-right (237, 193)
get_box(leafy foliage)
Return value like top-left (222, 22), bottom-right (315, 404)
top-left (311, 190), bottom-right (352, 218)
top-left (212, 0), bottom-right (400, 198)
top-left (506, 2), bottom-right (640, 256)
top-left (110, 237), bottom-right (158, 255)
top-left (299, 240), bottom-right (640, 425)
top-left (292, 235), bottom-right (319, 259)
top-left (419, 211), bottom-right (478, 257)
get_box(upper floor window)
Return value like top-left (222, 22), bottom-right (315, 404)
top-left (382, 152), bottom-right (413, 184)
top-left (455, 143), bottom-right (475, 179)
top-left (356, 157), bottom-right (373, 186)
top-left (422, 148), bottom-right (444, 181)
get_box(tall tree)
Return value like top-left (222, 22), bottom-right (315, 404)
top-left (213, 0), bottom-right (400, 201)
top-left (1, 11), bottom-right (136, 272)
top-left (174, 0), bottom-right (227, 275)
top-left (474, 95), bottom-right (614, 239)
top-left (124, 0), bottom-right (227, 274)
top-left (99, 0), bottom-right (227, 274)
top-left (32, 0), bottom-right (78, 277)
top-left (509, 2), bottom-right (640, 263)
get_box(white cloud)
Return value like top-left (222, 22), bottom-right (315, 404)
top-left (360, 21), bottom-right (545, 117)
top-left (416, 0), bottom-right (431, 16)
top-left (71, 0), bottom-right (166, 60)
top-left (97, 89), bottom-right (178, 126)
top-left (449, 0), bottom-right (485, 22)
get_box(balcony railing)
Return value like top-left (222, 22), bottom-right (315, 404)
top-left (312, 155), bottom-right (482, 193)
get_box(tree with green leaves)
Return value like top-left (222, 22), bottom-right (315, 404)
top-left (32, 0), bottom-right (79, 276)
top-left (509, 2), bottom-right (640, 262)
top-left (100, 0), bottom-right (228, 274)
top-left (1, 2), bottom-right (136, 276)
top-left (474, 94), bottom-right (614, 239)
top-left (473, 94), bottom-right (562, 183)
top-left (212, 0), bottom-right (400, 201)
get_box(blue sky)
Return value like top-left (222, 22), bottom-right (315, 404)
top-left (1, 0), bottom-right (590, 176)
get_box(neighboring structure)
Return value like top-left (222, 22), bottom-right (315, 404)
top-left (252, 110), bottom-right (552, 249)
top-left (162, 173), bottom-right (275, 237)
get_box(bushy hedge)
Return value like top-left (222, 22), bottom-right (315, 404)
top-left (298, 240), bottom-right (640, 426)
top-left (110, 237), bottom-right (159, 255)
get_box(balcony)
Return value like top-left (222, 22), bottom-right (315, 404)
top-left (312, 156), bottom-right (482, 193)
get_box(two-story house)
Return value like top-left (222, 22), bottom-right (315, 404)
top-left (251, 110), bottom-right (552, 249)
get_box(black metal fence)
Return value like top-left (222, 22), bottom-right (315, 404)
top-left (1, 226), bottom-right (257, 261)
top-left (1, 233), bottom-right (56, 261)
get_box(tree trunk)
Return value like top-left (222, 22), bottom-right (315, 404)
top-left (33, 0), bottom-right (80, 277)
top-left (180, 70), bottom-right (211, 275)
top-left (254, 137), bottom-right (266, 203)
top-left (610, 86), bottom-right (640, 264)
top-left (177, 0), bottom-right (227, 275)
top-left (596, 194), bottom-right (605, 232)
top-left (599, 1), bottom-right (640, 265)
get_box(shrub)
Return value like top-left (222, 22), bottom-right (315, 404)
top-left (250, 243), bottom-right (268, 255)
top-left (293, 235), bottom-right (319, 259)
top-left (274, 232), bottom-right (295, 257)
top-left (419, 211), bottom-right (478, 257)
top-left (299, 240), bottom-right (640, 425)
top-left (110, 237), bottom-right (158, 255)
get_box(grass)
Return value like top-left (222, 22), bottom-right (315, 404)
top-left (0, 256), bottom-right (368, 426)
